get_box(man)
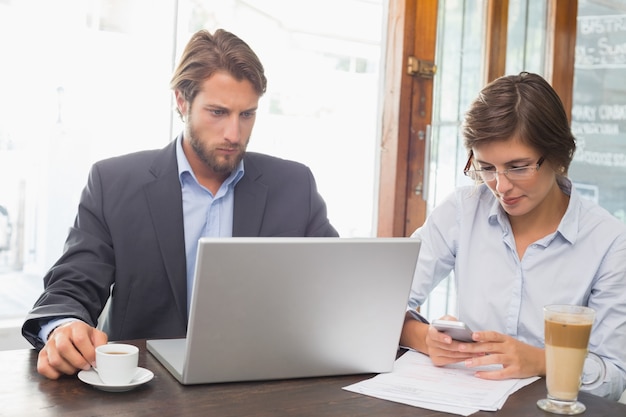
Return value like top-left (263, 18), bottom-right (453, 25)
top-left (22, 29), bottom-right (338, 379)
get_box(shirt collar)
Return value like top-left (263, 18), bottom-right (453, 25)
top-left (554, 177), bottom-right (577, 244)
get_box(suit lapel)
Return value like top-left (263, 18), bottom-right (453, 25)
top-left (144, 140), bottom-right (188, 326)
top-left (233, 155), bottom-right (268, 237)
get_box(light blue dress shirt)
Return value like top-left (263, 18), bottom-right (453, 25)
top-left (409, 177), bottom-right (626, 400)
top-left (175, 137), bottom-right (244, 313)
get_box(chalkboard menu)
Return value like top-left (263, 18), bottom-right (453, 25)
top-left (569, 6), bottom-right (626, 223)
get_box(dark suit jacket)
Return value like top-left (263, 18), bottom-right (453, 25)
top-left (22, 139), bottom-right (338, 349)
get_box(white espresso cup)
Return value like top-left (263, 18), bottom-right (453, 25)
top-left (94, 343), bottom-right (139, 385)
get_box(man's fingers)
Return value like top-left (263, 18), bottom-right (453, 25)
top-left (52, 328), bottom-right (92, 371)
top-left (37, 322), bottom-right (107, 379)
top-left (82, 328), bottom-right (108, 366)
top-left (91, 328), bottom-right (109, 347)
top-left (37, 345), bottom-right (75, 378)
top-left (37, 349), bottom-right (62, 379)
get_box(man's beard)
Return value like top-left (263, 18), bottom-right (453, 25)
top-left (187, 125), bottom-right (246, 175)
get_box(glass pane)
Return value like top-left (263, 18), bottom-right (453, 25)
top-left (0, 0), bottom-right (176, 348)
top-left (430, 0), bottom-right (486, 209)
top-left (570, 0), bottom-right (626, 223)
top-left (0, 0), bottom-right (386, 349)
top-left (175, 0), bottom-right (385, 237)
top-left (506, 0), bottom-right (547, 75)
top-left (422, 0), bottom-right (487, 319)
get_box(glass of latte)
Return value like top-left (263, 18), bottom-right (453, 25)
top-left (537, 305), bottom-right (606, 415)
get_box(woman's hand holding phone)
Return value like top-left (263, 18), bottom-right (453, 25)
top-left (425, 317), bottom-right (479, 367)
top-left (425, 317), bottom-right (545, 379)
top-left (432, 319), bottom-right (475, 342)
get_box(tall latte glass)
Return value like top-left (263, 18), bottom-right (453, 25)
top-left (537, 305), bottom-right (606, 415)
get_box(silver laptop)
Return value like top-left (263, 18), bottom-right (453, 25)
top-left (147, 237), bottom-right (421, 385)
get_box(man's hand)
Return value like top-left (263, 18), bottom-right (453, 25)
top-left (37, 321), bottom-right (108, 379)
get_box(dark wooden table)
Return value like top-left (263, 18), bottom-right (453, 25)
top-left (2, 340), bottom-right (625, 416)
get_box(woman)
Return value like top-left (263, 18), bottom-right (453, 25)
top-left (400, 72), bottom-right (626, 400)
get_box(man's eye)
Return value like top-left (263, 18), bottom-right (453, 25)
top-left (210, 109), bottom-right (225, 116)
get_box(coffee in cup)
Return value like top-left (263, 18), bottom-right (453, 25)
top-left (94, 343), bottom-right (139, 385)
top-left (537, 305), bottom-right (606, 415)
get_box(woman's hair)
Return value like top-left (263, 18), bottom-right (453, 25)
top-left (170, 29), bottom-right (267, 118)
top-left (462, 71), bottom-right (576, 174)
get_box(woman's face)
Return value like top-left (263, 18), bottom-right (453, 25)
top-left (472, 138), bottom-right (558, 218)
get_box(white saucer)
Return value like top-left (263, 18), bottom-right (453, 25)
top-left (78, 367), bottom-right (154, 392)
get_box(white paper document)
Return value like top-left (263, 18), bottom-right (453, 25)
top-left (343, 350), bottom-right (540, 416)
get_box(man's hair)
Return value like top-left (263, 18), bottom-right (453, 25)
top-left (462, 71), bottom-right (576, 174)
top-left (170, 29), bottom-right (267, 118)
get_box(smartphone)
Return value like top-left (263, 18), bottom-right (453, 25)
top-left (432, 319), bottom-right (475, 342)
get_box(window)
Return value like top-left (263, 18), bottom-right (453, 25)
top-left (177, 0), bottom-right (386, 237)
top-left (0, 0), bottom-right (386, 349)
top-left (421, 0), bottom-right (487, 320)
top-left (505, 0), bottom-right (548, 75)
top-left (569, 0), bottom-right (626, 221)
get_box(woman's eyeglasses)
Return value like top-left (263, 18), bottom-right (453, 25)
top-left (464, 155), bottom-right (545, 182)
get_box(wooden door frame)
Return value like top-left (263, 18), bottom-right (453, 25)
top-left (377, 0), bottom-right (413, 238)
top-left (484, 0), bottom-right (509, 84)
top-left (377, 0), bottom-right (438, 237)
top-left (546, 0), bottom-right (577, 122)
top-left (484, 0), bottom-right (577, 117)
